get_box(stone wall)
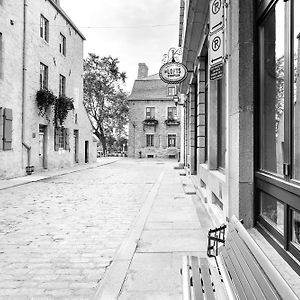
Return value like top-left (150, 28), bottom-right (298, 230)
top-left (128, 100), bottom-right (181, 159)
top-left (0, 0), bottom-right (96, 179)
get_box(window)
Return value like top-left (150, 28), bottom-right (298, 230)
top-left (40, 15), bottom-right (49, 42)
top-left (259, 1), bottom-right (285, 176)
top-left (168, 86), bottom-right (176, 96)
top-left (145, 107), bottom-right (155, 119)
top-left (256, 0), bottom-right (300, 266)
top-left (59, 33), bottom-right (66, 56)
top-left (168, 134), bottom-right (176, 147)
top-left (40, 63), bottom-right (48, 90)
top-left (167, 107), bottom-right (177, 120)
top-left (54, 127), bottom-right (70, 151)
top-left (146, 134), bottom-right (154, 147)
top-left (0, 108), bottom-right (13, 151)
top-left (0, 33), bottom-right (3, 79)
top-left (59, 74), bottom-right (66, 96)
top-left (217, 79), bottom-right (226, 169)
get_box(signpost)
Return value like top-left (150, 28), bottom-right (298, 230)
top-left (209, 0), bottom-right (225, 81)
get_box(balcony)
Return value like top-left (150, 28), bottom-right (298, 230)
top-left (143, 118), bottom-right (158, 126)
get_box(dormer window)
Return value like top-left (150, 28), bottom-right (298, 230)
top-left (168, 86), bottom-right (176, 96)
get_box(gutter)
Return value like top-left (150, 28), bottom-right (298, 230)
top-left (22, 0), bottom-right (32, 173)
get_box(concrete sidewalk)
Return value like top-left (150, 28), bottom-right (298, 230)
top-left (0, 157), bottom-right (119, 191)
top-left (94, 162), bottom-right (214, 299)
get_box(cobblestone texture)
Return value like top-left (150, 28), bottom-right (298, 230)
top-left (0, 159), bottom-right (165, 299)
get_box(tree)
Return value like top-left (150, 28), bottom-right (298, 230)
top-left (83, 53), bottom-right (128, 154)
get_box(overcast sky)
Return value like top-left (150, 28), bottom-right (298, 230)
top-left (60, 0), bottom-right (180, 92)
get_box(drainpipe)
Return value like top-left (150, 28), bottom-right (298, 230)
top-left (22, 0), bottom-right (32, 173)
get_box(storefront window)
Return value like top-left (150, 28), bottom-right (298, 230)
top-left (259, 1), bottom-right (285, 176)
top-left (217, 79), bottom-right (226, 169)
top-left (293, 1), bottom-right (300, 180)
top-left (292, 210), bottom-right (300, 248)
top-left (261, 192), bottom-right (284, 233)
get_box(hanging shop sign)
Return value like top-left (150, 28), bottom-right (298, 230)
top-left (159, 62), bottom-right (188, 84)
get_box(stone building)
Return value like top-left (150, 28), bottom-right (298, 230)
top-left (128, 63), bottom-right (181, 159)
top-left (0, 0), bottom-right (97, 179)
top-left (179, 0), bottom-right (300, 277)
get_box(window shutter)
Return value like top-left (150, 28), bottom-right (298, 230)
top-left (0, 108), bottom-right (3, 150)
top-left (54, 127), bottom-right (59, 151)
top-left (64, 128), bottom-right (70, 150)
top-left (3, 108), bottom-right (12, 150)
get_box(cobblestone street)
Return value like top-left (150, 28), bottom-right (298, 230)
top-left (0, 159), bottom-right (166, 300)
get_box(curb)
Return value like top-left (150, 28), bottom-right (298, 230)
top-left (0, 159), bottom-right (119, 191)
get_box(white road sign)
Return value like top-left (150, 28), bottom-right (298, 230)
top-left (210, 0), bottom-right (224, 34)
top-left (209, 30), bottom-right (224, 65)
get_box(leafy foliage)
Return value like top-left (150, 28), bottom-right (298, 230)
top-left (54, 95), bottom-right (74, 127)
top-left (83, 53), bottom-right (128, 154)
top-left (36, 89), bottom-right (56, 120)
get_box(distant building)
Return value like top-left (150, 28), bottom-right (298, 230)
top-left (0, 0), bottom-right (97, 178)
top-left (128, 63), bottom-right (181, 159)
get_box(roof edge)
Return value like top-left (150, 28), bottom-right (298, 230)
top-left (48, 0), bottom-right (86, 40)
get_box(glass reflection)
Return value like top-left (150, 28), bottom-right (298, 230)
top-left (260, 1), bottom-right (285, 176)
top-left (292, 210), bottom-right (300, 247)
top-left (293, 1), bottom-right (300, 180)
top-left (261, 192), bottom-right (284, 233)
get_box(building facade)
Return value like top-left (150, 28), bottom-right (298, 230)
top-left (0, 0), bottom-right (97, 179)
top-left (179, 0), bottom-right (300, 275)
top-left (128, 63), bottom-right (181, 159)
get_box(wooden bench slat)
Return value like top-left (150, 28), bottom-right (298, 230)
top-left (226, 231), bottom-right (265, 300)
top-left (199, 257), bottom-right (216, 300)
top-left (208, 258), bottom-right (231, 300)
top-left (220, 247), bottom-right (248, 300)
top-left (190, 256), bottom-right (205, 300)
top-left (227, 228), bottom-right (268, 300)
top-left (182, 256), bottom-right (192, 300)
top-left (228, 225), bottom-right (279, 300)
top-left (231, 216), bottom-right (299, 300)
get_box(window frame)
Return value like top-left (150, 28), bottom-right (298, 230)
top-left (168, 86), bottom-right (176, 96)
top-left (146, 134), bottom-right (154, 147)
top-left (145, 107), bottom-right (155, 120)
top-left (167, 134), bottom-right (176, 148)
top-left (256, 0), bottom-right (300, 273)
top-left (59, 74), bottom-right (66, 96)
top-left (40, 63), bottom-right (48, 90)
top-left (40, 14), bottom-right (49, 42)
top-left (59, 33), bottom-right (66, 56)
top-left (167, 106), bottom-right (177, 120)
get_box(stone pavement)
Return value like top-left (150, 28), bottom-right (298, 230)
top-left (0, 157), bottom-right (119, 191)
top-left (94, 161), bottom-right (214, 299)
top-left (0, 158), bottom-right (169, 299)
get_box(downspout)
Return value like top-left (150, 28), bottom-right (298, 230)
top-left (22, 0), bottom-right (32, 173)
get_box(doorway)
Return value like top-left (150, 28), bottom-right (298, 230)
top-left (85, 140), bottom-right (89, 163)
top-left (39, 125), bottom-right (47, 169)
top-left (74, 130), bottom-right (79, 163)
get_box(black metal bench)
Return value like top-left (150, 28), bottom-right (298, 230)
top-left (181, 216), bottom-right (299, 300)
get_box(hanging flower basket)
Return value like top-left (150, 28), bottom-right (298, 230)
top-left (165, 118), bottom-right (180, 126)
top-left (36, 89), bottom-right (56, 120)
top-left (54, 95), bottom-right (74, 126)
top-left (143, 118), bottom-right (158, 126)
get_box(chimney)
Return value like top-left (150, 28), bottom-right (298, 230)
top-left (53, 0), bottom-right (60, 5)
top-left (137, 63), bottom-right (148, 79)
